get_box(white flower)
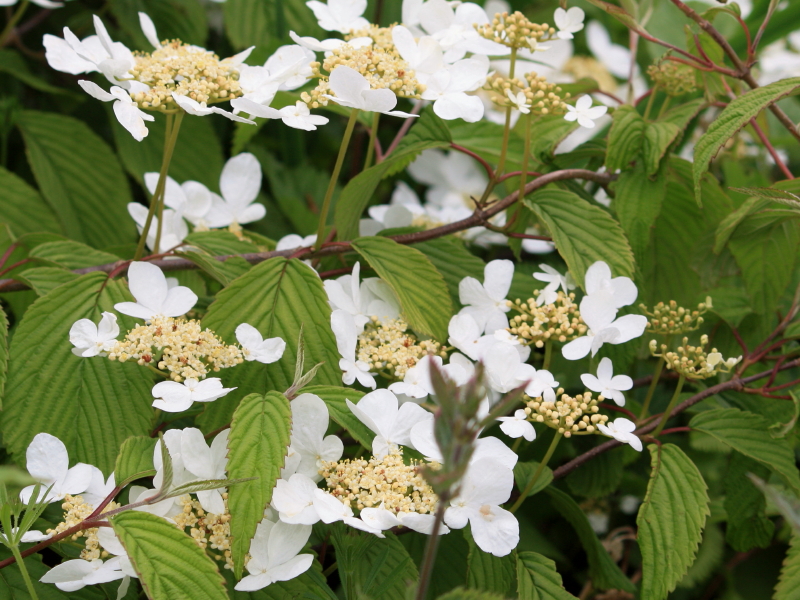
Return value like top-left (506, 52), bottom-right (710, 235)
top-left (142, 174), bottom-right (213, 227)
top-left (69, 312), bottom-right (119, 357)
top-left (204, 153), bottom-right (267, 228)
top-left (151, 378), bottom-right (235, 413)
top-left (483, 343), bottom-right (557, 398)
top-left (585, 21), bottom-right (636, 80)
top-left (20, 433), bottom-right (92, 504)
top-left (506, 90), bottom-right (530, 114)
top-left (581, 358), bottom-right (632, 407)
top-left (360, 504), bottom-right (450, 535)
top-left (0, 528), bottom-right (53, 544)
top-left (324, 262), bottom-right (400, 330)
top-left (181, 428), bottom-right (229, 515)
top-left (532, 264), bottom-right (574, 306)
top-left (561, 293), bottom-right (647, 360)
top-left (235, 323), bottom-right (286, 364)
top-left (330, 310), bottom-right (377, 388)
top-left (276, 233), bottom-right (317, 251)
top-left (421, 56), bottom-right (489, 122)
top-left (444, 457), bottom-right (519, 557)
top-left (289, 30), bottom-right (372, 53)
top-left (172, 92), bottom-right (255, 124)
top-left (346, 389), bottom-right (431, 457)
top-left (388, 354), bottom-right (443, 399)
top-left (408, 148), bottom-right (487, 210)
top-left (272, 473), bottom-right (321, 525)
top-left (706, 352), bottom-right (742, 371)
top-left (3, 0), bottom-right (65, 8)
top-left (234, 520), bottom-right (314, 591)
top-left (497, 409), bottom-right (535, 442)
top-left (114, 261), bottom-right (198, 321)
top-left (362, 182), bottom-right (426, 235)
top-left (324, 65), bottom-right (419, 118)
top-left (312, 489), bottom-right (384, 535)
top-left (564, 95), bottom-right (608, 129)
top-left (597, 418), bottom-right (642, 452)
top-left (236, 44), bottom-right (314, 103)
top-left (287, 394), bottom-right (344, 481)
top-left (554, 7), bottom-right (585, 40)
top-left (81, 467), bottom-right (116, 508)
top-left (415, 0), bottom-right (510, 62)
top-left (96, 528), bottom-right (137, 579)
top-left (40, 559), bottom-right (126, 591)
top-left (126, 204), bottom-right (188, 253)
top-left (584, 261), bottom-right (637, 309)
top-left (54, 16), bottom-right (135, 85)
top-left (391, 26), bottom-right (445, 84)
top-left (231, 98), bottom-right (329, 131)
top-left (306, 0), bottom-right (369, 33)
top-left (78, 81), bottom-right (153, 141)
top-left (458, 260), bottom-right (514, 334)
top-left (447, 314), bottom-right (493, 361)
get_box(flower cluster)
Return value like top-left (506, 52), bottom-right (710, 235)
top-left (483, 71), bottom-right (570, 116)
top-left (173, 494), bottom-right (234, 570)
top-left (526, 391), bottom-right (609, 438)
top-left (640, 298), bottom-right (711, 335)
top-left (476, 10), bottom-right (557, 51)
top-left (507, 290), bottom-right (586, 347)
top-left (647, 60), bottom-right (698, 96)
top-left (356, 317), bottom-right (445, 380)
top-left (650, 336), bottom-right (742, 379)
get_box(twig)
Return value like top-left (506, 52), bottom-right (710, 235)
top-left (449, 143), bottom-right (495, 179)
top-left (380, 99), bottom-right (424, 161)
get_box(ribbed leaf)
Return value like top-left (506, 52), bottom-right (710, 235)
top-left (435, 589), bottom-right (505, 600)
top-left (605, 105), bottom-right (645, 172)
top-left (227, 392), bottom-right (292, 577)
top-left (176, 250), bottom-right (250, 286)
top-left (301, 385), bottom-right (372, 448)
top-left (724, 452), bottom-right (775, 552)
top-left (545, 487), bottom-right (634, 592)
top-left (637, 443), bottom-right (710, 600)
top-left (198, 258), bottom-right (340, 433)
top-left (465, 529), bottom-right (516, 596)
top-left (526, 113), bottom-right (579, 162)
top-left (693, 77), bottom-right (800, 204)
top-left (0, 166), bottom-right (60, 237)
top-left (13, 268), bottom-right (79, 297)
top-left (222, 565), bottom-right (338, 599)
top-left (775, 535), bottom-right (800, 600)
top-left (351, 237), bottom-right (452, 341)
top-left (690, 408), bottom-right (800, 495)
top-left (525, 190), bottom-right (635, 290)
top-left (108, 0), bottom-right (208, 48)
top-left (513, 460), bottom-right (554, 499)
top-left (1, 273), bottom-right (154, 474)
top-left (16, 111), bottom-right (136, 248)
top-left (0, 48), bottom-right (73, 96)
top-left (28, 241), bottom-right (120, 270)
top-left (517, 551), bottom-right (578, 600)
top-left (223, 0), bottom-right (323, 49)
top-left (612, 163), bottom-right (667, 258)
top-left (0, 305), bottom-right (6, 409)
top-left (414, 237), bottom-right (485, 307)
top-left (115, 436), bottom-right (157, 486)
top-left (677, 524), bottom-right (724, 590)
top-left (643, 99), bottom-right (704, 176)
top-left (566, 449), bottom-right (623, 499)
top-left (111, 511), bottom-right (228, 600)
top-left (332, 525), bottom-right (418, 600)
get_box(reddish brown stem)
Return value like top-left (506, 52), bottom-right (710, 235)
top-left (599, 403), bottom-right (637, 421)
top-left (449, 143), bottom-right (495, 179)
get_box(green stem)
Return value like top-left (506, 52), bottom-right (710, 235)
top-left (652, 374), bottom-right (686, 437)
top-left (0, 0), bottom-right (29, 47)
top-left (657, 95), bottom-right (672, 119)
top-left (516, 111), bottom-right (532, 205)
top-left (638, 357), bottom-right (665, 421)
top-left (510, 430), bottom-right (562, 513)
top-left (321, 561), bottom-right (338, 578)
top-left (153, 112), bottom-right (183, 255)
top-left (9, 543), bottom-right (38, 600)
top-left (415, 497), bottom-right (448, 600)
top-left (134, 112), bottom-right (183, 260)
top-left (643, 85), bottom-right (658, 121)
top-left (542, 341), bottom-right (553, 371)
top-left (315, 108), bottom-right (359, 250)
top-left (511, 437), bottom-right (523, 453)
top-left (363, 112), bottom-right (380, 171)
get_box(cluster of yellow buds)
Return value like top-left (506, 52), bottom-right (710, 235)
top-left (640, 298), bottom-right (711, 335)
top-left (562, 57), bottom-right (618, 93)
top-left (507, 291), bottom-right (586, 348)
top-left (526, 390), bottom-right (610, 438)
top-left (356, 317), bottom-right (446, 379)
top-left (320, 449), bottom-right (439, 514)
top-left (475, 11), bottom-right (556, 51)
top-left (173, 493), bottom-right (233, 570)
top-left (129, 41), bottom-right (243, 111)
top-left (647, 60), bottom-right (698, 97)
top-left (483, 72), bottom-right (569, 115)
top-left (649, 336), bottom-right (741, 379)
top-left (107, 315), bottom-right (244, 381)
top-left (48, 495), bottom-right (119, 561)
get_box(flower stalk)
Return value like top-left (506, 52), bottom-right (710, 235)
top-left (638, 357), bottom-right (665, 421)
top-left (652, 373), bottom-right (686, 437)
top-left (510, 430), bottom-right (562, 513)
top-left (0, 0), bottom-right (29, 47)
top-left (364, 112), bottom-right (380, 171)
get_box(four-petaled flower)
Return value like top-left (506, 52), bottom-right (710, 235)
top-left (458, 259), bottom-right (514, 334)
top-left (533, 264), bottom-right (575, 306)
top-left (346, 389), bottom-right (431, 457)
top-left (69, 312), bottom-right (119, 357)
top-left (497, 409), bottom-right (536, 442)
top-left (564, 95), bottom-right (608, 129)
top-left (597, 417), bottom-right (643, 452)
top-left (506, 90), bottom-right (531, 114)
top-left (151, 378), bottom-right (236, 413)
top-left (581, 358), bottom-right (632, 407)
top-left (114, 262), bottom-right (198, 321)
top-left (233, 520), bottom-right (314, 591)
top-left (324, 66), bottom-right (419, 118)
top-left (235, 323), bottom-right (286, 364)
top-left (554, 7), bottom-right (585, 40)
top-left (20, 433), bottom-right (93, 504)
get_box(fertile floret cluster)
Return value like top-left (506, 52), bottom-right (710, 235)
top-left (526, 391), bottom-right (610, 437)
top-left (649, 336), bottom-right (741, 379)
top-left (484, 72), bottom-right (569, 115)
top-left (476, 10), bottom-right (556, 51)
top-left (320, 449), bottom-right (439, 514)
top-left (173, 493), bottom-right (233, 570)
top-left (108, 315), bottom-right (244, 381)
top-left (641, 299), bottom-right (710, 335)
top-left (507, 291), bottom-right (586, 347)
top-left (48, 495), bottom-right (119, 561)
top-left (129, 41), bottom-right (243, 111)
top-left (356, 317), bottom-right (445, 379)
top-left (647, 60), bottom-right (698, 96)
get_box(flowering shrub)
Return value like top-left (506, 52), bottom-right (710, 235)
top-left (0, 0), bottom-right (799, 599)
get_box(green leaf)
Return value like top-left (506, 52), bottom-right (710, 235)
top-left (642, 99), bottom-right (704, 176)
top-left (301, 385), bottom-right (372, 449)
top-left (513, 460), bottom-right (554, 499)
top-left (728, 186), bottom-right (800, 208)
top-left (517, 551), bottom-right (578, 600)
top-left (0, 273), bottom-right (154, 474)
top-left (227, 392), bottom-right (292, 577)
top-left (115, 436), bottom-right (157, 486)
top-left (526, 113), bottom-right (579, 163)
top-left (0, 49), bottom-right (74, 96)
top-left (223, 0), bottom-right (323, 49)
top-left (0, 305), bottom-right (6, 409)
top-left (17, 110), bottom-right (136, 249)
top-left (176, 250), bottom-right (249, 286)
top-left (0, 166), bottom-right (61, 237)
top-left (771, 390), bottom-right (800, 439)
top-left (637, 444), bottom-right (710, 600)
top-left (198, 258), bottom-right (340, 433)
top-left (28, 241), bottom-right (120, 270)
top-left (690, 408), bottom-right (800, 495)
top-left (724, 452), bottom-right (774, 552)
top-left (111, 510), bottom-right (228, 600)
top-left (351, 237), bottom-right (453, 342)
top-left (605, 105), bottom-right (645, 172)
top-left (776, 535), bottom-right (800, 600)
top-left (465, 529), bottom-right (516, 596)
top-left (566, 450), bottom-right (623, 498)
top-left (677, 524), bottom-right (724, 589)
top-left (414, 237), bottom-right (485, 307)
top-left (221, 564), bottom-right (338, 599)
top-left (612, 163), bottom-right (667, 258)
top-left (108, 0), bottom-right (208, 48)
top-left (525, 190), bottom-right (635, 289)
top-left (749, 475), bottom-right (800, 535)
top-left (13, 268), bottom-right (79, 297)
top-left (693, 77), bottom-right (800, 204)
top-left (332, 525), bottom-right (418, 600)
top-left (728, 212), bottom-right (800, 314)
top-left (583, 0), bottom-right (641, 29)
top-left (0, 547), bottom-right (73, 600)
top-left (435, 588), bottom-right (505, 600)
top-left (545, 487), bottom-right (634, 592)
top-left (334, 110), bottom-right (452, 242)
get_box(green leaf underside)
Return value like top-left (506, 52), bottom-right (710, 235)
top-left (1, 273), bottom-right (153, 474)
top-left (637, 443), bottom-right (710, 600)
top-left (517, 551), bottom-right (578, 600)
top-left (112, 511), bottom-right (228, 600)
top-left (226, 392), bottom-right (292, 578)
top-left (115, 436), bottom-right (157, 485)
top-left (351, 237), bottom-right (453, 342)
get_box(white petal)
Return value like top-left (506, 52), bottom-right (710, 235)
top-left (138, 12), bottom-right (161, 49)
top-left (220, 152), bottom-right (262, 206)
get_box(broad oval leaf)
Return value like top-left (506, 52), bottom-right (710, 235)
top-left (465, 529), bottom-right (517, 596)
top-left (612, 163), bottom-right (667, 259)
top-left (0, 166), bottom-right (60, 237)
top-left (605, 105), bottom-right (645, 172)
top-left (517, 551), bottom-right (578, 600)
